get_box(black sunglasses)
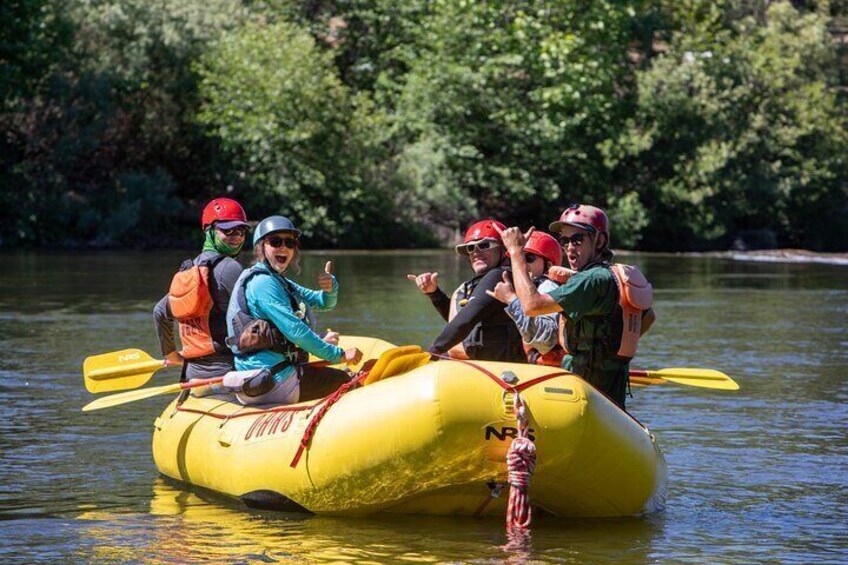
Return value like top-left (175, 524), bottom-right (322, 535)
top-left (266, 235), bottom-right (298, 249)
top-left (559, 233), bottom-right (587, 247)
top-left (463, 240), bottom-right (500, 253)
top-left (218, 226), bottom-right (248, 237)
top-left (524, 252), bottom-right (539, 263)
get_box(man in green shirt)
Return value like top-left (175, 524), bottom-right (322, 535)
top-left (496, 204), bottom-right (655, 410)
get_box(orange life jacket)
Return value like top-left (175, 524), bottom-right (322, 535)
top-left (609, 264), bottom-right (653, 357)
top-left (168, 255), bottom-right (228, 359)
top-left (551, 263), bottom-right (653, 359)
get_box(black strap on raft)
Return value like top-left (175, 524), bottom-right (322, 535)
top-left (175, 362), bottom-right (190, 407)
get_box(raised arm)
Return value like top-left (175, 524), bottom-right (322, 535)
top-left (496, 225), bottom-right (562, 316)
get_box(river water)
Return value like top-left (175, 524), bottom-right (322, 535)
top-left (0, 250), bottom-right (845, 564)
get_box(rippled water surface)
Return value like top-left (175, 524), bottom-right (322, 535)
top-left (0, 250), bottom-right (845, 563)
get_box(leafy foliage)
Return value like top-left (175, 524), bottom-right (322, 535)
top-left (1, 0), bottom-right (845, 250)
top-left (195, 19), bottom-right (400, 246)
top-left (605, 1), bottom-right (847, 250)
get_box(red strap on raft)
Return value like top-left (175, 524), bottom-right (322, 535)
top-left (289, 371), bottom-right (368, 468)
top-left (289, 359), bottom-right (377, 468)
top-left (430, 353), bottom-right (568, 392)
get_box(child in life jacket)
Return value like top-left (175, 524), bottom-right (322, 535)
top-left (486, 231), bottom-right (565, 366)
top-left (153, 197), bottom-right (250, 382)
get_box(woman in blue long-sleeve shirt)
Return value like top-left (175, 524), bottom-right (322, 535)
top-left (225, 215), bottom-right (362, 405)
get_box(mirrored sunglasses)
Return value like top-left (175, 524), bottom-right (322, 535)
top-left (463, 240), bottom-right (500, 254)
top-left (266, 235), bottom-right (298, 249)
top-left (559, 233), bottom-right (587, 247)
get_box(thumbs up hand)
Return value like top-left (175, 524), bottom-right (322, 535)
top-left (318, 260), bottom-right (335, 292)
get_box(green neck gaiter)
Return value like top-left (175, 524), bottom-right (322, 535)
top-left (202, 228), bottom-right (243, 257)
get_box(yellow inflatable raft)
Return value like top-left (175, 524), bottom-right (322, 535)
top-left (152, 337), bottom-right (667, 518)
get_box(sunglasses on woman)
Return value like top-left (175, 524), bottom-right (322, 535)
top-left (524, 253), bottom-right (539, 263)
top-left (559, 233), bottom-right (587, 247)
top-left (266, 235), bottom-right (298, 249)
top-left (463, 240), bottom-right (500, 254)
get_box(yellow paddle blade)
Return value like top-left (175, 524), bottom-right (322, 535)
top-left (82, 381), bottom-right (183, 412)
top-left (83, 348), bottom-right (168, 393)
top-left (647, 368), bottom-right (740, 391)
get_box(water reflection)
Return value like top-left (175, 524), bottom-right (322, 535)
top-left (72, 479), bottom-right (664, 564)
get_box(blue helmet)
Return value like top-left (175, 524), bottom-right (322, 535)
top-left (253, 215), bottom-right (301, 246)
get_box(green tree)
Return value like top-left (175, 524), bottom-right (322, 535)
top-left (1, 0), bottom-right (249, 246)
top-left (391, 1), bottom-right (645, 235)
top-left (605, 1), bottom-right (847, 250)
top-left (195, 19), bottom-right (402, 247)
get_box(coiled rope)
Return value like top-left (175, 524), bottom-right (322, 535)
top-left (505, 391), bottom-right (536, 533)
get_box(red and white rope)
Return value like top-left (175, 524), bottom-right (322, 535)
top-left (506, 391), bottom-right (536, 532)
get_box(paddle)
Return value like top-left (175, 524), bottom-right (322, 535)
top-left (82, 360), bottom-right (335, 412)
top-left (82, 376), bottom-right (223, 412)
top-left (83, 348), bottom-right (178, 394)
top-left (629, 368), bottom-right (739, 391)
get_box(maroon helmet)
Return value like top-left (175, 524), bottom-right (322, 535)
top-left (549, 204), bottom-right (608, 236)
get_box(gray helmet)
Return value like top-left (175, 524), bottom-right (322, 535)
top-left (253, 215), bottom-right (301, 246)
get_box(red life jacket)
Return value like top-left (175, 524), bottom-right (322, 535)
top-left (523, 342), bottom-right (566, 367)
top-left (551, 263), bottom-right (653, 359)
top-left (168, 255), bottom-right (227, 359)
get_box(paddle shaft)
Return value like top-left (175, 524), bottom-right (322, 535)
top-left (168, 361), bottom-right (331, 390)
top-left (136, 359), bottom-right (335, 394)
top-left (178, 376), bottom-right (223, 389)
top-left (82, 360), bottom-right (336, 411)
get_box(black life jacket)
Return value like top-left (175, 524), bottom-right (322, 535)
top-left (451, 268), bottom-right (525, 362)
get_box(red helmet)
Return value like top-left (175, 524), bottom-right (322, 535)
top-left (463, 219), bottom-right (505, 243)
top-left (455, 219), bottom-right (505, 255)
top-left (549, 204), bottom-right (608, 236)
top-left (524, 231), bottom-right (562, 267)
top-left (201, 198), bottom-right (248, 230)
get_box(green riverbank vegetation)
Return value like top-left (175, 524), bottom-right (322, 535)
top-left (2, 1), bottom-right (846, 250)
